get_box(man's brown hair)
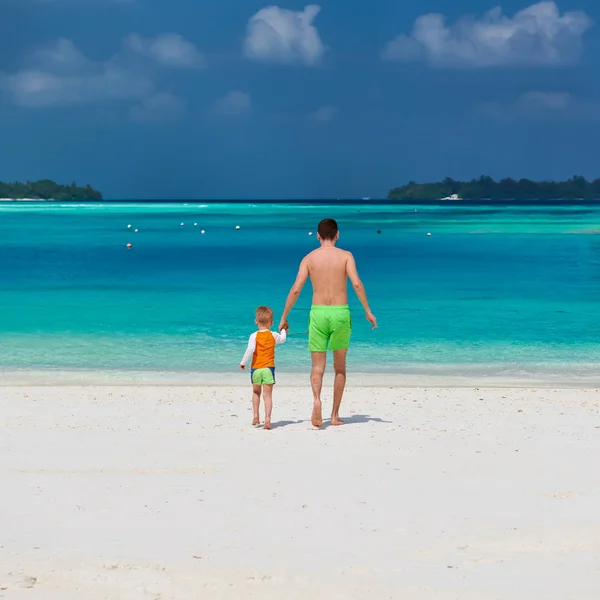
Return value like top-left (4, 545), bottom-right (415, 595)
top-left (256, 306), bottom-right (274, 326)
top-left (317, 218), bottom-right (338, 241)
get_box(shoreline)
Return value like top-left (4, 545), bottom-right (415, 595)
top-left (2, 367), bottom-right (600, 388)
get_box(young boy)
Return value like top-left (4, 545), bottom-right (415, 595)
top-left (240, 306), bottom-right (288, 430)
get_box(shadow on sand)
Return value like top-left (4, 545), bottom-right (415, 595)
top-left (268, 419), bottom-right (307, 430)
top-left (255, 415), bottom-right (390, 430)
top-left (323, 414), bottom-right (392, 428)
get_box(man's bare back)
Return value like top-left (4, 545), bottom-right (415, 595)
top-left (304, 246), bottom-right (351, 306)
top-left (279, 218), bottom-right (377, 429)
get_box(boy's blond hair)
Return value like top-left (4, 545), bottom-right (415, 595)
top-left (256, 306), bottom-right (274, 327)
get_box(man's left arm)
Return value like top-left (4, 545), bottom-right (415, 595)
top-left (279, 258), bottom-right (309, 330)
top-left (346, 252), bottom-right (377, 329)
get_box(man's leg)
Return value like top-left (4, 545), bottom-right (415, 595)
top-left (263, 384), bottom-right (273, 430)
top-left (310, 352), bottom-right (326, 429)
top-left (331, 349), bottom-right (347, 426)
top-left (252, 384), bottom-right (261, 425)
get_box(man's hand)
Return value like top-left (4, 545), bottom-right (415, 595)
top-left (240, 364), bottom-right (245, 370)
top-left (366, 311), bottom-right (378, 330)
top-left (279, 319), bottom-right (289, 332)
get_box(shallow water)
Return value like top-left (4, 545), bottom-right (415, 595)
top-left (1, 201), bottom-right (599, 379)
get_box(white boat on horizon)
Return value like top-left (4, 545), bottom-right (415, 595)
top-left (440, 194), bottom-right (461, 201)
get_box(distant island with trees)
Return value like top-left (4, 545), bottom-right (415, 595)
top-left (4, 176), bottom-right (600, 202)
top-left (388, 176), bottom-right (600, 200)
top-left (0, 180), bottom-right (102, 201)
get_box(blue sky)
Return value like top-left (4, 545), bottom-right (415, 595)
top-left (1, 0), bottom-right (600, 199)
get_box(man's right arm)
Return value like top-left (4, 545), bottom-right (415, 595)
top-left (279, 257), bottom-right (309, 330)
top-left (346, 252), bottom-right (377, 329)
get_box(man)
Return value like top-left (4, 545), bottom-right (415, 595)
top-left (279, 218), bottom-right (377, 429)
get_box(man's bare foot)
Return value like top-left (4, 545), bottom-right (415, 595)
top-left (311, 401), bottom-right (323, 429)
top-left (252, 417), bottom-right (260, 426)
top-left (331, 416), bottom-right (344, 426)
top-left (264, 420), bottom-right (271, 430)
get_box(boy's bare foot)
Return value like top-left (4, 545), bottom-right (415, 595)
top-left (311, 400), bottom-right (323, 429)
top-left (331, 416), bottom-right (344, 426)
top-left (252, 417), bottom-right (260, 426)
top-left (264, 420), bottom-right (271, 430)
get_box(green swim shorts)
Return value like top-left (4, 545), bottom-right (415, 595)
top-left (251, 367), bottom-right (275, 385)
top-left (308, 305), bottom-right (352, 352)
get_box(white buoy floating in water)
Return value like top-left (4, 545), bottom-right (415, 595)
top-left (308, 232), bottom-right (313, 236)
top-left (127, 224), bottom-right (132, 229)
top-left (427, 232), bottom-right (432, 236)
top-left (194, 223), bottom-right (198, 227)
top-left (235, 225), bottom-right (240, 230)
top-left (134, 229), bottom-right (139, 233)
top-left (180, 222), bottom-right (185, 227)
top-left (201, 230), bottom-right (206, 234)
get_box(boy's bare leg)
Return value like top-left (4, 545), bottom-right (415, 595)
top-left (263, 384), bottom-right (273, 430)
top-left (331, 349), bottom-right (347, 426)
top-left (252, 384), bottom-right (261, 425)
top-left (310, 352), bottom-right (326, 428)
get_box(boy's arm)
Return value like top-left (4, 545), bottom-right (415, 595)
top-left (279, 258), bottom-right (309, 330)
top-left (346, 252), bottom-right (378, 329)
top-left (240, 333), bottom-right (256, 369)
top-left (272, 329), bottom-right (287, 344)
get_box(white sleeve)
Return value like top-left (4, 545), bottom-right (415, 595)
top-left (272, 329), bottom-right (287, 345)
top-left (240, 333), bottom-right (257, 366)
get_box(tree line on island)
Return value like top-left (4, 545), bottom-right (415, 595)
top-left (0, 180), bottom-right (102, 201)
top-left (388, 176), bottom-right (600, 200)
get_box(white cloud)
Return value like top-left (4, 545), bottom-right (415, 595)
top-left (0, 34), bottom-right (202, 111)
top-left (308, 105), bottom-right (337, 122)
top-left (478, 91), bottom-right (600, 120)
top-left (383, 1), bottom-right (592, 68)
top-left (244, 5), bottom-right (326, 66)
top-left (130, 93), bottom-right (185, 123)
top-left (516, 91), bottom-right (572, 110)
top-left (33, 38), bottom-right (89, 72)
top-left (1, 44), bottom-right (152, 108)
top-left (208, 91), bottom-right (252, 118)
top-left (125, 33), bottom-right (205, 68)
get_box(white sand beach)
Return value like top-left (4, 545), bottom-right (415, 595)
top-left (1, 382), bottom-right (600, 599)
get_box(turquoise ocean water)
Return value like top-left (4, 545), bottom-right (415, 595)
top-left (1, 201), bottom-right (599, 380)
